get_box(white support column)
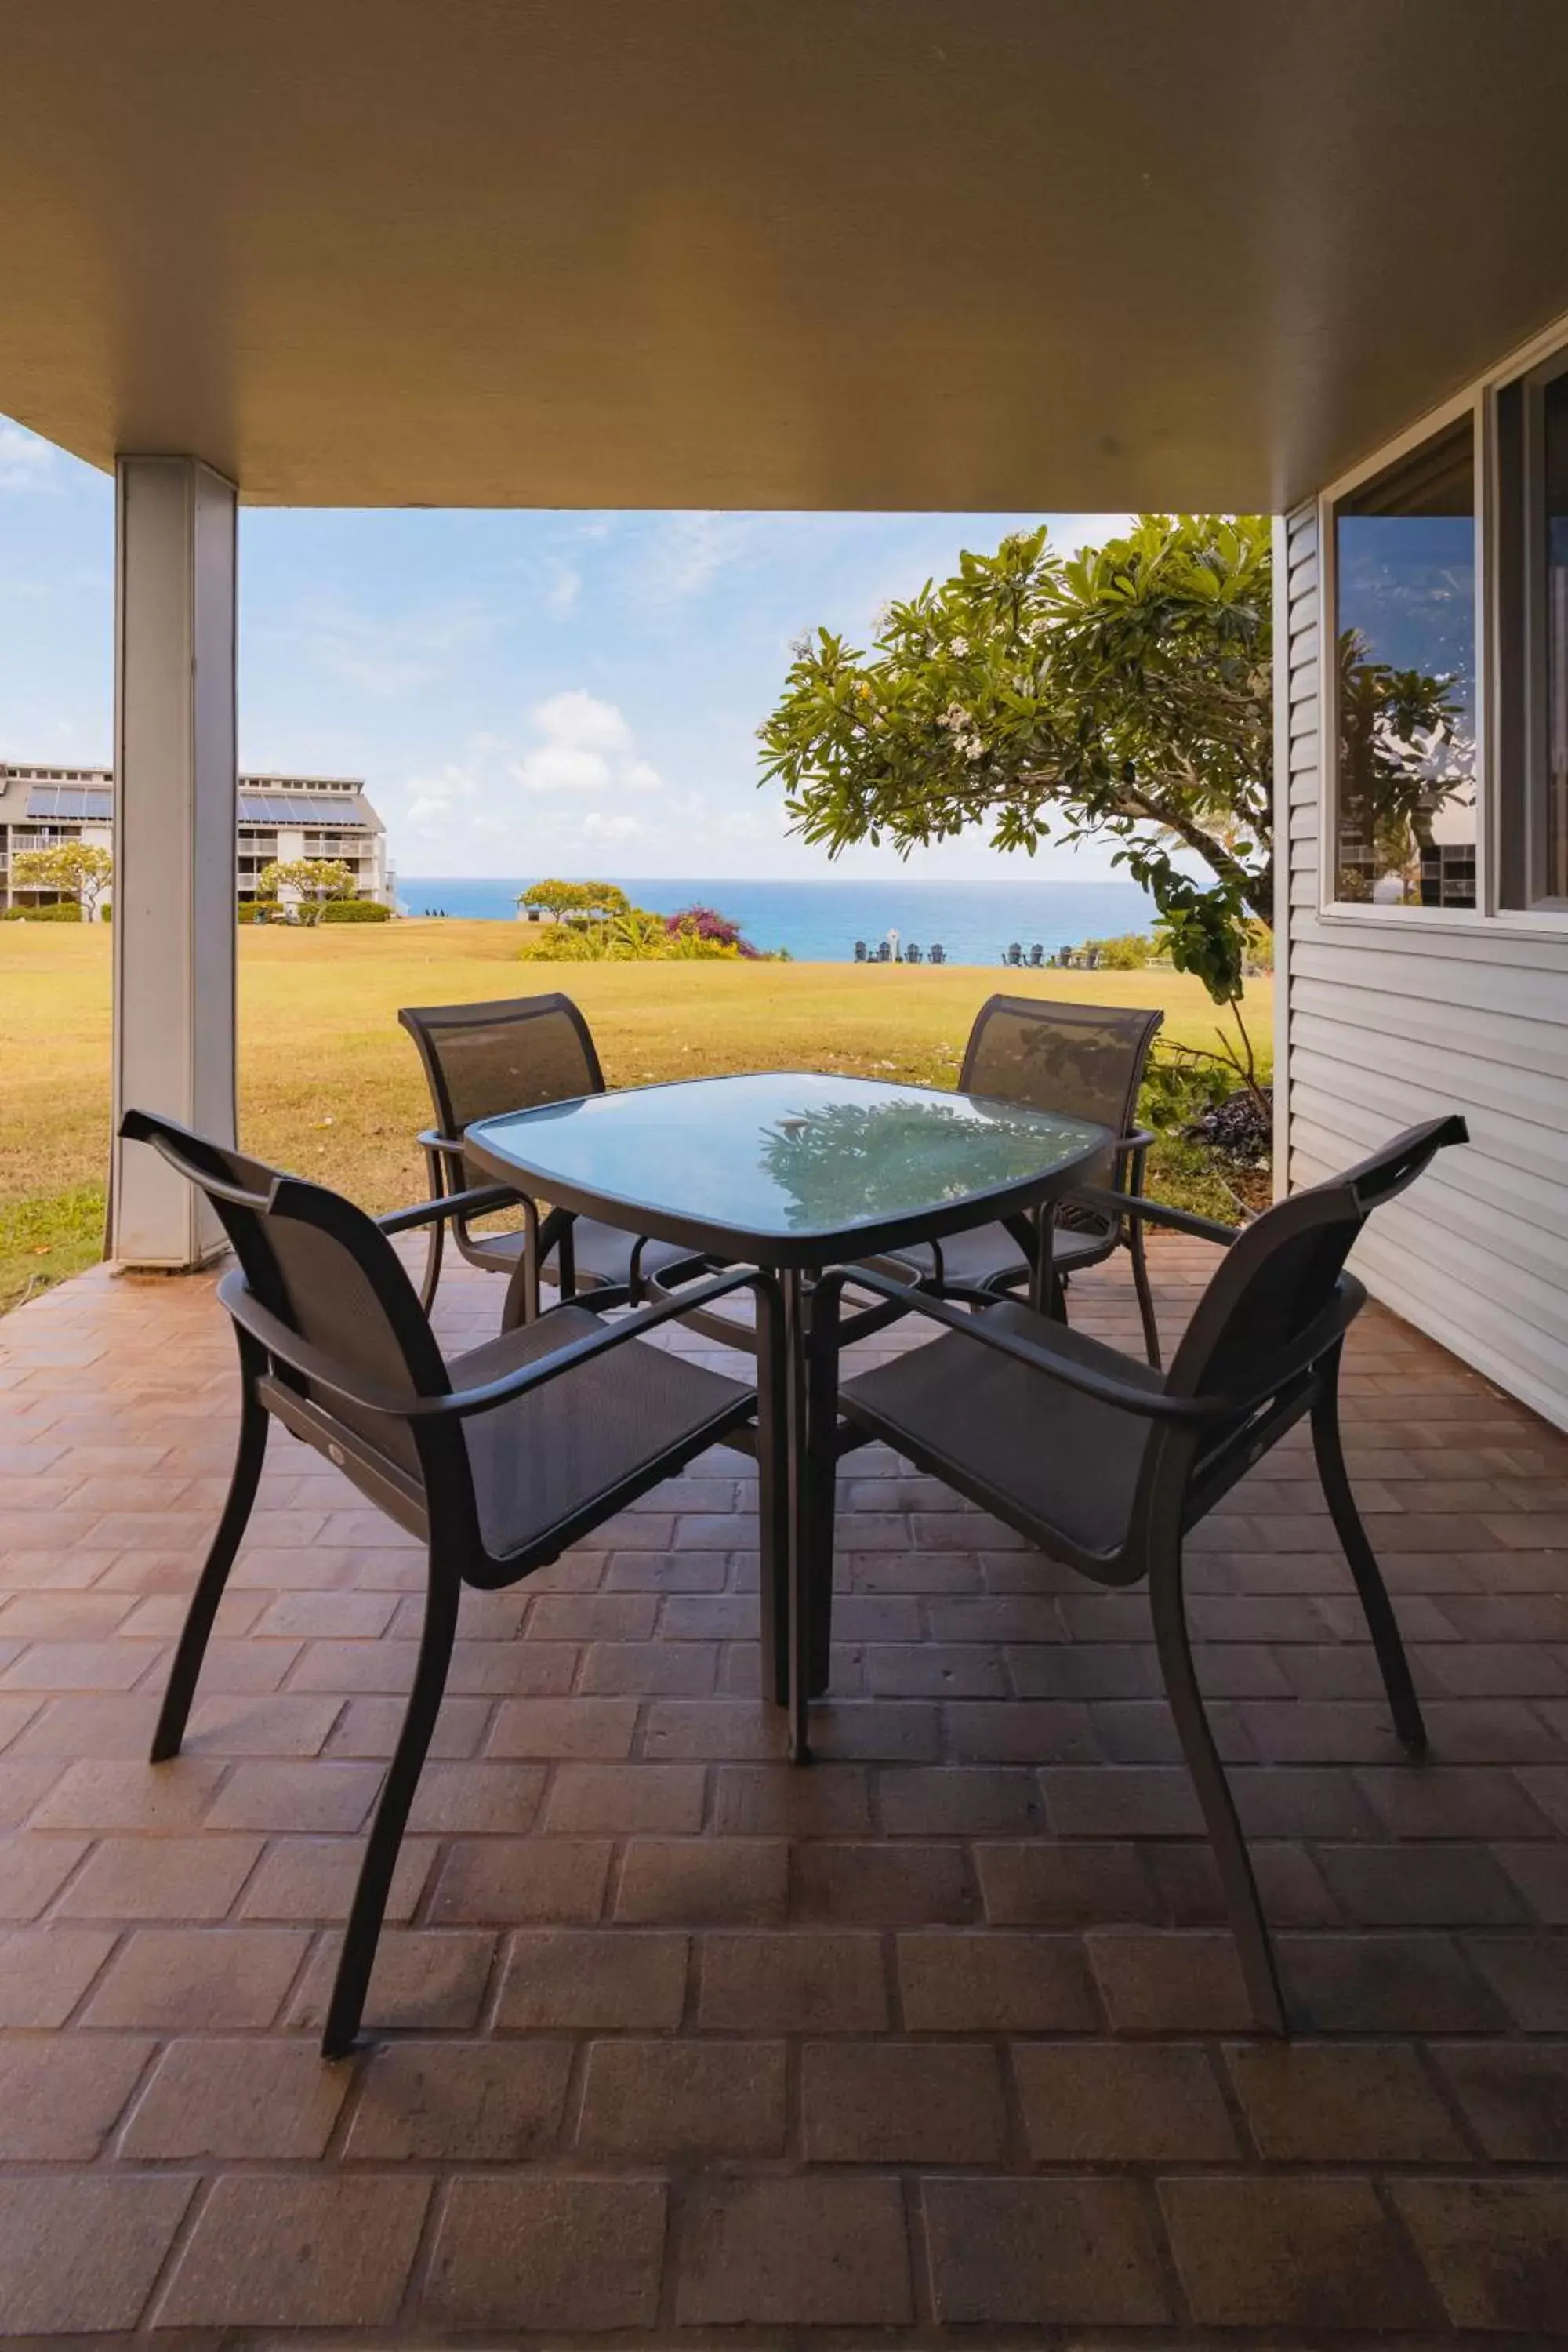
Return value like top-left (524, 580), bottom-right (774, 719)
top-left (110, 457), bottom-right (238, 1268)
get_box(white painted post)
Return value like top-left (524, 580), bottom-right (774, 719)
top-left (110, 457), bottom-right (238, 1268)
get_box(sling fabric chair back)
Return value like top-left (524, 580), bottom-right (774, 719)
top-left (400, 990), bottom-right (604, 1191)
top-left (960, 993), bottom-right (1163, 1205)
top-left (119, 1109), bottom-right (446, 1501)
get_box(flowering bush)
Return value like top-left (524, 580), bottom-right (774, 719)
top-left (517, 906), bottom-right (743, 963)
top-left (517, 898), bottom-right (769, 963)
top-left (664, 904), bottom-right (760, 958)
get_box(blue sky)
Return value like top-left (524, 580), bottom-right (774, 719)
top-left (1, 414), bottom-right (1123, 880)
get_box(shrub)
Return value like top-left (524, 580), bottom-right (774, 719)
top-left (320, 898), bottom-right (393, 923)
top-left (664, 903), bottom-right (760, 958)
top-left (2, 901), bottom-right (85, 923)
top-left (517, 906), bottom-right (743, 963)
top-left (238, 898), bottom-right (285, 924)
top-left (1073, 931), bottom-right (1156, 969)
top-left (1138, 1051), bottom-right (1232, 1137)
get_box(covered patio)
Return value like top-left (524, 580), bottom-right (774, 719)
top-left (5, 0), bottom-right (1568, 2339)
top-left (2, 1238), bottom-right (1567, 2337)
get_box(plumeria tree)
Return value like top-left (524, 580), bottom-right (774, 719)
top-left (758, 517), bottom-right (1275, 1004)
top-left (9, 840), bottom-right (113, 920)
top-left (257, 858), bottom-right (357, 924)
top-left (517, 879), bottom-right (630, 920)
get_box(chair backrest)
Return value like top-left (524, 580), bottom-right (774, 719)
top-left (960, 994), bottom-right (1164, 1196)
top-left (1166, 1115), bottom-right (1468, 1414)
top-left (119, 1110), bottom-right (447, 1486)
top-left (854, 940), bottom-right (867, 961)
top-left (399, 992), bottom-right (604, 1181)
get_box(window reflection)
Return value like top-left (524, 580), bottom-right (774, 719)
top-left (1334, 416), bottom-right (1477, 908)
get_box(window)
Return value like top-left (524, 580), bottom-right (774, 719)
top-left (1497, 353), bottom-right (1568, 909)
top-left (1330, 415), bottom-right (1478, 909)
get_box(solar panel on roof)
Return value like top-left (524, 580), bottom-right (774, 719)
top-left (26, 786), bottom-right (113, 821)
top-left (238, 793), bottom-right (367, 827)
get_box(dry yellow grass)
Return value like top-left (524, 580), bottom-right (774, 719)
top-left (0, 920), bottom-right (1271, 1306)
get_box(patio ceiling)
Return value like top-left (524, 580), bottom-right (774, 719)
top-left (3, 0), bottom-right (1568, 512)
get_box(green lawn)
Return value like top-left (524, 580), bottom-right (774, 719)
top-left (0, 920), bottom-right (1272, 1313)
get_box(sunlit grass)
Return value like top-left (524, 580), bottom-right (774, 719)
top-left (0, 920), bottom-right (1272, 1309)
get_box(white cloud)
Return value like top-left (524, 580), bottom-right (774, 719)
top-left (302, 597), bottom-right (495, 695)
top-left (405, 761), bottom-right (485, 831)
top-left (583, 811), bottom-right (645, 845)
top-left (637, 511), bottom-right (764, 604)
top-left (512, 691), bottom-right (661, 797)
top-left (545, 561), bottom-right (582, 614)
top-left (0, 422), bottom-right (53, 493)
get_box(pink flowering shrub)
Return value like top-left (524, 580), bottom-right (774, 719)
top-left (665, 903), bottom-right (760, 959)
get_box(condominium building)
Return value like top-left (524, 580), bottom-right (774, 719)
top-left (0, 764), bottom-right (391, 913)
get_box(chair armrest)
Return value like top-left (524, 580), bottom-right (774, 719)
top-left (220, 1265), bottom-right (768, 1427)
top-left (818, 1262), bottom-right (1362, 1427)
top-left (814, 1265), bottom-right (1231, 1424)
top-left (426, 1267), bottom-right (771, 1420)
top-left (1069, 1185), bottom-right (1242, 1247)
top-left (416, 1127), bottom-right (467, 1160)
top-left (377, 1183), bottom-right (521, 1236)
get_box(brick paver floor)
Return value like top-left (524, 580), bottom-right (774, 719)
top-left (2, 1237), bottom-right (1567, 2341)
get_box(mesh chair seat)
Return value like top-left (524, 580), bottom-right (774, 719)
top-left (463, 1218), bottom-right (706, 1295)
top-left (895, 1207), bottom-right (1119, 1294)
top-left (841, 1300), bottom-right (1160, 1557)
top-left (452, 1306), bottom-right (750, 1559)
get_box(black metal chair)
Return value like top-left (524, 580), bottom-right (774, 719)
top-left (810, 1113), bottom-right (1468, 2032)
top-left (399, 992), bottom-right (706, 1323)
top-left (896, 995), bottom-right (1166, 1363)
top-left (120, 1109), bottom-right (770, 2058)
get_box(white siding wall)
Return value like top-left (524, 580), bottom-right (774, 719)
top-left (1281, 503), bottom-right (1568, 1431)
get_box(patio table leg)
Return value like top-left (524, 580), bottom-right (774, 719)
top-left (755, 1271), bottom-right (791, 1709)
top-left (780, 1269), bottom-right (813, 1759)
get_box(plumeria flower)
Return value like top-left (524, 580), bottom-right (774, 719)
top-left (952, 636), bottom-right (970, 657)
top-left (788, 632), bottom-right (811, 659)
top-left (942, 702), bottom-right (970, 731)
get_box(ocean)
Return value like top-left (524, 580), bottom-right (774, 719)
top-left (396, 876), bottom-right (1157, 965)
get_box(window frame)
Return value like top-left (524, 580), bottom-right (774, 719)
top-left (1318, 385), bottom-right (1491, 930)
top-left (1316, 303), bottom-right (1568, 938)
top-left (1505, 344), bottom-right (1568, 913)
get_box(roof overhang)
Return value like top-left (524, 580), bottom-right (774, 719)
top-left (4, 0), bottom-right (1568, 512)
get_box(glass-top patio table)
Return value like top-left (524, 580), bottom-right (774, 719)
top-left (466, 1073), bottom-right (1112, 1750)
